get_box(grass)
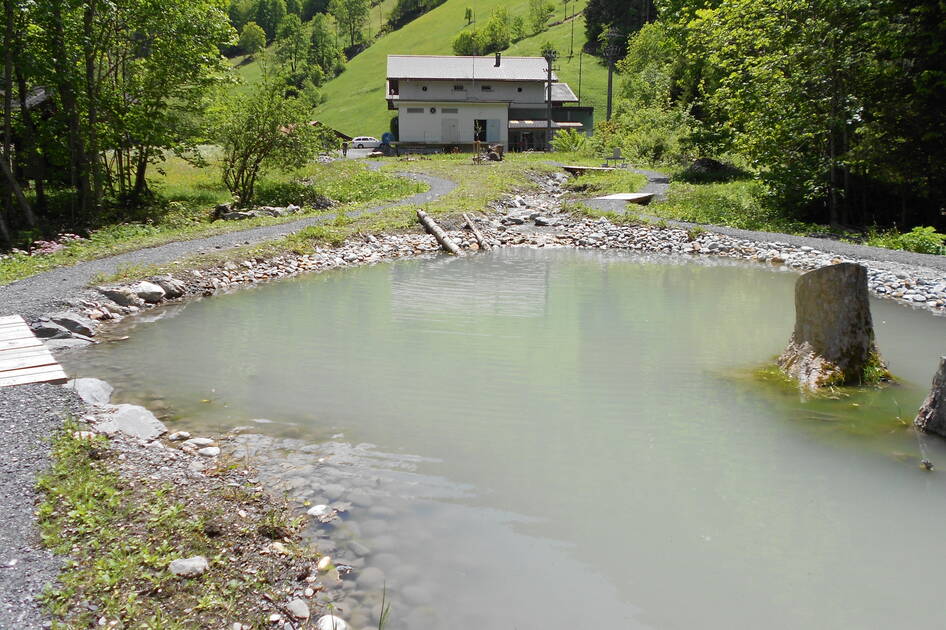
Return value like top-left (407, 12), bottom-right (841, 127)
top-left (0, 157), bottom-right (426, 286)
top-left (230, 0), bottom-right (607, 137)
top-left (37, 423), bottom-right (317, 628)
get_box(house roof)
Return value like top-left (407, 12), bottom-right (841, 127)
top-left (550, 83), bottom-right (578, 103)
top-left (387, 55), bottom-right (557, 82)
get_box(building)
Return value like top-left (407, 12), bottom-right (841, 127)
top-left (386, 54), bottom-right (593, 151)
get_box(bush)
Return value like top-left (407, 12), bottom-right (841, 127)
top-left (867, 226), bottom-right (946, 255)
top-left (253, 180), bottom-right (334, 209)
top-left (551, 129), bottom-right (589, 153)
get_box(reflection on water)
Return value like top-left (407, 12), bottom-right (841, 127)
top-left (65, 249), bottom-right (946, 629)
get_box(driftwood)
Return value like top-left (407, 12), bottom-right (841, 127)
top-left (915, 357), bottom-right (946, 438)
top-left (416, 209), bottom-right (462, 256)
top-left (462, 213), bottom-right (490, 251)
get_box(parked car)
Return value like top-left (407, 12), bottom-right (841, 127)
top-left (352, 136), bottom-right (381, 149)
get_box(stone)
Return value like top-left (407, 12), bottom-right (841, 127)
top-left (30, 320), bottom-right (72, 339)
top-left (43, 338), bottom-right (93, 351)
top-left (317, 556), bottom-right (333, 572)
top-left (169, 556), bottom-right (208, 577)
top-left (915, 357), bottom-right (946, 438)
top-left (356, 566), bottom-right (385, 590)
top-left (64, 377), bottom-right (113, 405)
top-left (168, 431), bottom-right (191, 441)
top-left (153, 275), bottom-right (187, 299)
top-left (287, 599), bottom-right (310, 620)
top-left (129, 281), bottom-right (165, 303)
top-left (182, 437), bottom-right (215, 448)
top-left (98, 286), bottom-right (145, 307)
top-left (777, 263), bottom-right (886, 389)
top-left (315, 615), bottom-right (350, 630)
top-left (307, 504), bottom-right (332, 517)
top-left (47, 312), bottom-right (95, 337)
top-left (197, 446), bottom-right (221, 457)
top-left (534, 216), bottom-right (557, 226)
top-left (96, 404), bottom-right (167, 441)
top-left (221, 211), bottom-right (255, 221)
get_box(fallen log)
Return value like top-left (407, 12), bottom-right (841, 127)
top-left (462, 213), bottom-right (491, 251)
top-left (417, 209), bottom-right (462, 256)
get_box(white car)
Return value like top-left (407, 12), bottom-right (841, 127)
top-left (352, 136), bottom-right (381, 149)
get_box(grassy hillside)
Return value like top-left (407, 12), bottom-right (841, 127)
top-left (234, 0), bottom-right (610, 137)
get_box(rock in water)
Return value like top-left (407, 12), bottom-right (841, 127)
top-left (315, 615), bottom-right (350, 630)
top-left (64, 377), bottom-right (113, 405)
top-left (95, 404), bottom-right (167, 440)
top-left (915, 357), bottom-right (946, 437)
top-left (777, 263), bottom-right (886, 388)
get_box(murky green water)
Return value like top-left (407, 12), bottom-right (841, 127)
top-left (67, 249), bottom-right (946, 629)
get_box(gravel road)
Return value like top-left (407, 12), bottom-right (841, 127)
top-left (0, 172), bottom-right (455, 321)
top-left (0, 384), bottom-right (83, 630)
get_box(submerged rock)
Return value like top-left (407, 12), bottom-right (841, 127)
top-left (315, 615), bottom-right (350, 630)
top-left (915, 357), bottom-right (946, 438)
top-left (777, 263), bottom-right (887, 389)
top-left (64, 377), bottom-right (113, 405)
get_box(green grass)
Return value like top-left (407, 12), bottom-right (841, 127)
top-left (231, 0), bottom-right (607, 137)
top-left (0, 157), bottom-right (426, 286)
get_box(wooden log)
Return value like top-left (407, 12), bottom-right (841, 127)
top-left (417, 209), bottom-right (462, 256)
top-left (777, 263), bottom-right (888, 389)
top-left (915, 357), bottom-right (946, 438)
top-left (462, 213), bottom-right (490, 251)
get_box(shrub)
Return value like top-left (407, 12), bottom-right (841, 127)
top-left (551, 129), bottom-right (589, 154)
top-left (867, 226), bottom-right (946, 255)
top-left (253, 180), bottom-right (334, 209)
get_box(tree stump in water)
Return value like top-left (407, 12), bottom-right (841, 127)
top-left (915, 357), bottom-right (946, 437)
top-left (777, 263), bottom-right (887, 389)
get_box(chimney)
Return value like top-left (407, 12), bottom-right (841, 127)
top-left (495, 52), bottom-right (501, 67)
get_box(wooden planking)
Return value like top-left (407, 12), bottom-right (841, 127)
top-left (0, 314), bottom-right (69, 387)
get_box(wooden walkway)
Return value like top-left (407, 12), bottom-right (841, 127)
top-left (0, 315), bottom-right (68, 387)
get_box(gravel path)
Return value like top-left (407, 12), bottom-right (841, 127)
top-left (581, 170), bottom-right (946, 273)
top-left (0, 172), bottom-right (455, 321)
top-left (0, 384), bottom-right (83, 630)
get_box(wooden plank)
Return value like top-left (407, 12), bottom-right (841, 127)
top-left (0, 315), bottom-right (24, 325)
top-left (0, 329), bottom-right (36, 342)
top-left (0, 367), bottom-right (69, 388)
top-left (0, 336), bottom-right (43, 351)
top-left (0, 345), bottom-right (54, 359)
top-left (0, 354), bottom-right (59, 373)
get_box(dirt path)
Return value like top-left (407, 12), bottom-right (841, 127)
top-left (0, 172), bottom-right (455, 321)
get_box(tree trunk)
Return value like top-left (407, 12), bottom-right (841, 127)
top-left (417, 209), bottom-right (461, 255)
top-left (83, 0), bottom-right (102, 212)
top-left (915, 357), bottom-right (946, 439)
top-left (2, 0), bottom-right (13, 230)
top-left (15, 69), bottom-right (46, 217)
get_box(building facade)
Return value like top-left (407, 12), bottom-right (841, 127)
top-left (387, 54), bottom-right (592, 151)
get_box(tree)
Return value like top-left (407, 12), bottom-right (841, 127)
top-left (478, 8), bottom-right (510, 54)
top-left (255, 0), bottom-right (287, 41)
top-left (309, 13), bottom-right (345, 77)
top-left (529, 0), bottom-right (554, 34)
top-left (464, 6), bottom-right (472, 24)
top-left (452, 29), bottom-right (478, 55)
top-left (584, 0), bottom-right (654, 56)
top-left (286, 0), bottom-right (302, 16)
top-left (275, 14), bottom-right (308, 74)
top-left (228, 0), bottom-right (257, 32)
top-left (302, 0), bottom-right (330, 21)
top-left (328, 0), bottom-right (369, 47)
top-left (216, 74), bottom-right (325, 205)
top-left (239, 21), bottom-right (267, 54)
top-left (511, 15), bottom-right (527, 41)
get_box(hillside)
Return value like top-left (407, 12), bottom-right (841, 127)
top-left (234, 0), bottom-right (610, 137)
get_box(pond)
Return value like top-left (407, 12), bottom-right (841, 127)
top-left (66, 248), bottom-right (946, 629)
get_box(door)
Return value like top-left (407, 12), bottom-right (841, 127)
top-left (486, 119), bottom-right (500, 143)
top-left (442, 118), bottom-right (459, 144)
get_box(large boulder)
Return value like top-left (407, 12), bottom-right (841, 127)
top-left (128, 280), bottom-right (165, 303)
top-left (95, 404), bottom-right (167, 440)
top-left (777, 263), bottom-right (887, 389)
top-left (915, 357), bottom-right (946, 438)
top-left (30, 320), bottom-right (72, 339)
top-left (47, 312), bottom-right (96, 337)
top-left (98, 286), bottom-right (145, 307)
top-left (65, 377), bottom-right (113, 405)
top-left (153, 275), bottom-right (187, 299)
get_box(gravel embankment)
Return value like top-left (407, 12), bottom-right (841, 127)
top-left (0, 172), bottom-right (455, 321)
top-left (0, 384), bottom-right (83, 630)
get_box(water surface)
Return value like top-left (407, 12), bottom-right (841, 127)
top-left (68, 249), bottom-right (946, 629)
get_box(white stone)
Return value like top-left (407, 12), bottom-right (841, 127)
top-left (182, 437), bottom-right (215, 448)
top-left (169, 556), bottom-right (208, 577)
top-left (95, 404), bottom-right (167, 441)
top-left (315, 615), bottom-right (350, 630)
top-left (197, 446), bottom-right (221, 457)
top-left (129, 280), bottom-right (166, 303)
top-left (65, 377), bottom-right (113, 405)
top-left (167, 431), bottom-right (191, 441)
top-left (307, 504), bottom-right (331, 517)
top-left (287, 599), bottom-right (310, 620)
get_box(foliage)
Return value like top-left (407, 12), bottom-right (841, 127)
top-left (215, 74), bottom-right (328, 204)
top-left (254, 0), bottom-right (287, 41)
top-left (239, 21), bottom-right (267, 54)
top-left (464, 7), bottom-right (473, 24)
top-left (452, 7), bottom-right (510, 55)
top-left (302, 0), bottom-right (331, 20)
top-left (287, 0), bottom-right (303, 15)
top-left (529, 0), bottom-right (554, 34)
top-left (254, 180), bottom-right (334, 207)
top-left (275, 14), bottom-right (310, 74)
top-left (309, 13), bottom-right (346, 77)
top-left (329, 0), bottom-right (370, 47)
top-left (511, 15), bottom-right (528, 41)
top-left (388, 0), bottom-right (447, 30)
top-left (551, 129), bottom-right (590, 153)
top-left (866, 226), bottom-right (946, 255)
top-left (584, 0), bottom-right (655, 56)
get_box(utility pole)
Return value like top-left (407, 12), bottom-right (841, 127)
top-left (544, 47), bottom-right (557, 151)
top-left (605, 27), bottom-right (621, 121)
top-left (577, 51), bottom-right (582, 106)
top-left (569, 1), bottom-right (575, 57)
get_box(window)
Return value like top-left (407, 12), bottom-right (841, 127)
top-left (473, 119), bottom-right (487, 142)
top-left (406, 107), bottom-right (423, 113)
top-left (442, 108), bottom-right (459, 114)
top-left (517, 87), bottom-right (523, 92)
top-left (453, 84), bottom-right (465, 91)
top-left (481, 85), bottom-right (493, 92)
top-left (421, 86), bottom-right (428, 91)
top-left (388, 80), bottom-right (399, 95)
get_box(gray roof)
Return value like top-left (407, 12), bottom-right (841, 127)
top-left (388, 55), bottom-right (557, 82)
top-left (551, 82), bottom-right (578, 103)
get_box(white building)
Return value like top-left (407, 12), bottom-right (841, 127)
top-left (386, 54), bottom-right (592, 151)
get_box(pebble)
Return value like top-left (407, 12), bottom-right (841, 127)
top-left (197, 446), bottom-right (220, 458)
top-left (286, 598), bottom-right (310, 620)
